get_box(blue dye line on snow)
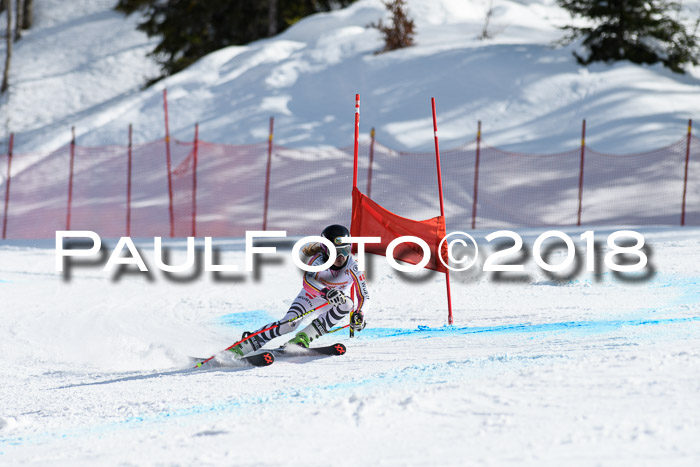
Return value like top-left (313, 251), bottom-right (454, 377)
top-left (217, 306), bottom-right (700, 341)
top-left (217, 309), bottom-right (276, 329)
top-left (359, 316), bottom-right (700, 340)
top-left (661, 276), bottom-right (700, 306)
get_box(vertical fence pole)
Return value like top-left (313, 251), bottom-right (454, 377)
top-left (2, 132), bottom-right (14, 239)
top-left (262, 116), bottom-right (274, 230)
top-left (163, 88), bottom-right (175, 237)
top-left (431, 98), bottom-right (454, 326)
top-left (577, 119), bottom-right (586, 226)
top-left (192, 123), bottom-right (199, 237)
top-left (366, 127), bottom-right (376, 197)
top-left (681, 119), bottom-right (693, 226)
top-left (126, 124), bottom-right (133, 236)
top-left (471, 121), bottom-right (481, 230)
top-left (66, 127), bottom-right (76, 231)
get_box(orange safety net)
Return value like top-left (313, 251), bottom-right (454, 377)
top-left (0, 134), bottom-right (698, 239)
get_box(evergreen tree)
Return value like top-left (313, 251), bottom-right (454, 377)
top-left (558, 0), bottom-right (700, 73)
top-left (116, 0), bottom-right (356, 84)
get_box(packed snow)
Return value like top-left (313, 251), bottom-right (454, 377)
top-left (1, 229), bottom-right (699, 464)
top-left (1, 0), bottom-right (700, 465)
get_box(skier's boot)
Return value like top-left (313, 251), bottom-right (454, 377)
top-left (229, 331), bottom-right (263, 358)
top-left (287, 331), bottom-right (311, 349)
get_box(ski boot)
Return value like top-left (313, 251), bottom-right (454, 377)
top-left (286, 331), bottom-right (311, 349)
top-left (229, 331), bottom-right (263, 358)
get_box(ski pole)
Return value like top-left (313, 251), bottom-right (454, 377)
top-left (194, 302), bottom-right (330, 368)
top-left (327, 324), bottom-right (350, 334)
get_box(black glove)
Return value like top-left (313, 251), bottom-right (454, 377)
top-left (350, 310), bottom-right (366, 332)
top-left (325, 288), bottom-right (348, 308)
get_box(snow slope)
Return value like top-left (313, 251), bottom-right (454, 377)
top-left (0, 0), bottom-right (160, 152)
top-left (1, 228), bottom-right (699, 464)
top-left (1, 0), bottom-right (700, 155)
top-left (1, 1), bottom-right (700, 465)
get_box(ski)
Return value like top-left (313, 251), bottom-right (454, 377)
top-left (192, 351), bottom-right (275, 368)
top-left (272, 343), bottom-right (346, 357)
top-left (241, 351), bottom-right (276, 366)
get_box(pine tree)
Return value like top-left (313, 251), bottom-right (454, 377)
top-left (116, 0), bottom-right (357, 84)
top-left (558, 0), bottom-right (700, 73)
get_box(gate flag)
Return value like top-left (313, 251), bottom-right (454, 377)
top-left (350, 187), bottom-right (447, 273)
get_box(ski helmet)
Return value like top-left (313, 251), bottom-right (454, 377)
top-left (321, 224), bottom-right (351, 257)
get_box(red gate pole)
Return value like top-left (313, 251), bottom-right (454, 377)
top-left (192, 123), bottom-right (199, 237)
top-left (350, 94), bottom-right (361, 339)
top-left (163, 88), bottom-right (175, 237)
top-left (681, 119), bottom-right (693, 226)
top-left (577, 119), bottom-right (586, 226)
top-left (2, 132), bottom-right (14, 239)
top-left (431, 98), bottom-right (454, 326)
top-left (471, 121), bottom-right (481, 229)
top-left (66, 127), bottom-right (76, 231)
top-left (353, 94), bottom-right (360, 190)
top-left (126, 124), bottom-right (133, 236)
top-left (366, 127), bottom-right (376, 197)
top-left (262, 116), bottom-right (274, 230)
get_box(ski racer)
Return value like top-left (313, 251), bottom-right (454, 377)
top-left (230, 224), bottom-right (369, 357)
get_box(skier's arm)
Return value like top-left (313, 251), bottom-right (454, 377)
top-left (348, 262), bottom-right (370, 313)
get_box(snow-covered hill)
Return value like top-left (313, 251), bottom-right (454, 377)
top-left (2, 2), bottom-right (700, 465)
top-left (2, 0), bottom-right (700, 155)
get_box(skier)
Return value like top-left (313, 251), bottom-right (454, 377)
top-left (230, 224), bottom-right (369, 357)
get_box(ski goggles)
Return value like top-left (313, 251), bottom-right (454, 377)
top-left (321, 243), bottom-right (352, 258)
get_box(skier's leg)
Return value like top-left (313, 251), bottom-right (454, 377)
top-left (288, 297), bottom-right (353, 347)
top-left (231, 291), bottom-right (321, 357)
top-left (255, 290), bottom-right (328, 343)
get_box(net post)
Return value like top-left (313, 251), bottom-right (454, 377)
top-left (471, 121), bottom-right (481, 230)
top-left (577, 119), bottom-right (586, 226)
top-left (163, 88), bottom-right (175, 237)
top-left (126, 124), bottom-right (133, 237)
top-left (263, 116), bottom-right (274, 230)
top-left (366, 127), bottom-right (376, 197)
top-left (431, 98), bottom-right (453, 326)
top-left (2, 132), bottom-right (14, 239)
top-left (193, 123), bottom-right (199, 237)
top-left (681, 119), bottom-right (692, 226)
top-left (67, 127), bottom-right (76, 231)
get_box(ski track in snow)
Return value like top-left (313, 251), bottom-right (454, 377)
top-left (0, 233), bottom-right (699, 463)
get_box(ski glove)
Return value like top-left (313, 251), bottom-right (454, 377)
top-left (325, 288), bottom-right (348, 308)
top-left (350, 310), bottom-right (366, 332)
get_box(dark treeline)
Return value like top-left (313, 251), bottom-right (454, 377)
top-left (558, 0), bottom-right (699, 73)
top-left (116, 0), bottom-right (357, 84)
